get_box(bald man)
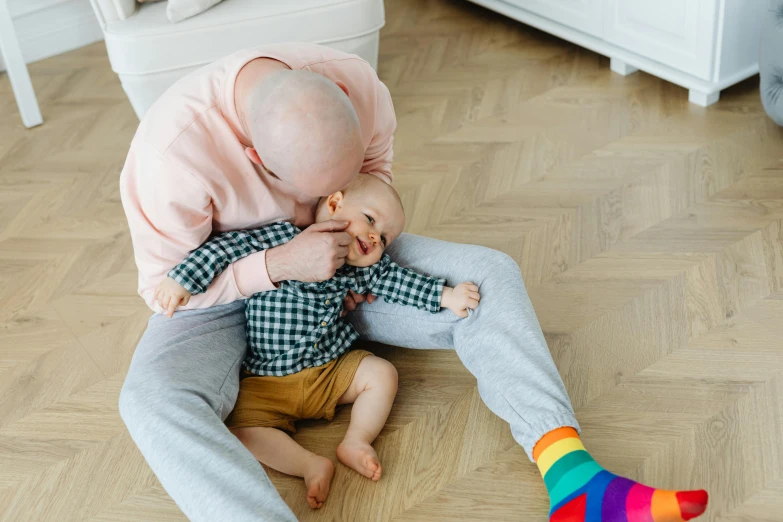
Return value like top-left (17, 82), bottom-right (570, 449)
top-left (119, 44), bottom-right (573, 521)
top-left (120, 42), bottom-right (575, 521)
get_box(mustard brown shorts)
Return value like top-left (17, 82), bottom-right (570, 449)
top-left (225, 349), bottom-right (373, 433)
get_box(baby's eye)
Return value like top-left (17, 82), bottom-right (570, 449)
top-left (365, 214), bottom-right (375, 225)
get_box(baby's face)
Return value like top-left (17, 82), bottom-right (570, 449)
top-left (316, 178), bottom-right (405, 267)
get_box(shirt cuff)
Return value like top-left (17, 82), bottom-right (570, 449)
top-left (428, 278), bottom-right (446, 313)
top-left (233, 250), bottom-right (277, 297)
top-left (168, 266), bottom-right (204, 295)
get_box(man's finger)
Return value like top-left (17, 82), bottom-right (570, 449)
top-left (350, 291), bottom-right (366, 304)
top-left (366, 294), bottom-right (376, 304)
top-left (309, 220), bottom-right (349, 232)
top-left (333, 232), bottom-right (352, 247)
top-left (343, 296), bottom-right (357, 312)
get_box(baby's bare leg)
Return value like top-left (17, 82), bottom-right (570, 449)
top-left (231, 427), bottom-right (334, 509)
top-left (336, 355), bottom-right (398, 481)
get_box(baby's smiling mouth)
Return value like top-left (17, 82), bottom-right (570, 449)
top-left (356, 237), bottom-right (370, 255)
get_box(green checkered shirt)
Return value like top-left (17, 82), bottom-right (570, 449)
top-left (168, 222), bottom-right (445, 377)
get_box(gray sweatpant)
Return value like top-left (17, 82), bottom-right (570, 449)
top-left (119, 233), bottom-right (578, 521)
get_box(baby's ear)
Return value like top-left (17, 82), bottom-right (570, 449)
top-left (327, 191), bottom-right (344, 215)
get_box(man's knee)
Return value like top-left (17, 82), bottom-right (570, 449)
top-left (118, 376), bottom-right (140, 432)
top-left (118, 369), bottom-right (159, 433)
top-left (118, 362), bottom-right (189, 435)
top-left (473, 248), bottom-right (521, 282)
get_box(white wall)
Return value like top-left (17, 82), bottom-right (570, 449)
top-left (0, 0), bottom-right (104, 72)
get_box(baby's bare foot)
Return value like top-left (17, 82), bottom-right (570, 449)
top-left (302, 454), bottom-right (334, 509)
top-left (337, 439), bottom-right (383, 481)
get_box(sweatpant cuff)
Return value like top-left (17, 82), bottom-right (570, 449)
top-left (516, 414), bottom-right (581, 462)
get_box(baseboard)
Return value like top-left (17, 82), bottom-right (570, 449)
top-left (0, 0), bottom-right (104, 73)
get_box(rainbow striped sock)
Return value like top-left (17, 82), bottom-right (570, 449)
top-left (534, 427), bottom-right (708, 522)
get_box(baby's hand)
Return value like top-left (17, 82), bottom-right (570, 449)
top-left (441, 282), bottom-right (480, 318)
top-left (155, 277), bottom-right (192, 318)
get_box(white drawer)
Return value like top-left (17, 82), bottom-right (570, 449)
top-left (503, 0), bottom-right (602, 37)
top-left (603, 0), bottom-right (717, 80)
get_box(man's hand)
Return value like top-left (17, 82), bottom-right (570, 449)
top-left (341, 290), bottom-right (376, 317)
top-left (266, 220), bottom-right (352, 283)
top-left (441, 282), bottom-right (480, 318)
top-left (155, 277), bottom-right (192, 318)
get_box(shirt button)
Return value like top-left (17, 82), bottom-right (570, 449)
top-left (325, 299), bottom-right (330, 305)
top-left (314, 343), bottom-right (318, 348)
top-left (321, 321), bottom-right (327, 327)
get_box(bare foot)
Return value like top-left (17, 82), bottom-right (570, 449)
top-left (302, 454), bottom-right (334, 509)
top-left (337, 439), bottom-right (383, 481)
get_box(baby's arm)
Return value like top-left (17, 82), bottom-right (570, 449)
top-left (155, 222), bottom-right (297, 317)
top-left (368, 261), bottom-right (480, 317)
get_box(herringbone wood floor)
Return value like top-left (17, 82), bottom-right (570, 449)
top-left (2, 1), bottom-right (782, 520)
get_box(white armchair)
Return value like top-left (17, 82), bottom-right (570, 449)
top-left (89, 0), bottom-right (385, 119)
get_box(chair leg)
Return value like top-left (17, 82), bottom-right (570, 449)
top-left (0, 0), bottom-right (43, 128)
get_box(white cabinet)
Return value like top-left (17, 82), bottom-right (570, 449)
top-left (505, 0), bottom-right (602, 37)
top-left (603, 0), bottom-right (717, 81)
top-left (468, 0), bottom-right (765, 106)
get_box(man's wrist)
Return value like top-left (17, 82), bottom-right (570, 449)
top-left (265, 244), bottom-right (290, 284)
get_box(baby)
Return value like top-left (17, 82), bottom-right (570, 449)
top-left (155, 174), bottom-right (480, 509)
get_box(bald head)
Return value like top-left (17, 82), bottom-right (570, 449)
top-left (245, 70), bottom-right (364, 197)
